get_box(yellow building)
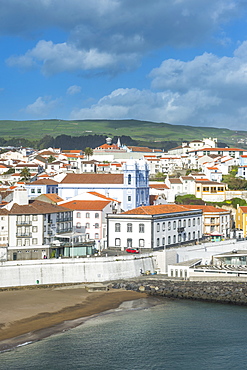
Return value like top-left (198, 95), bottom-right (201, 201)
top-left (235, 206), bottom-right (247, 237)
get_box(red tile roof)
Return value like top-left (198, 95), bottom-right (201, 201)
top-left (61, 173), bottom-right (124, 184)
top-left (122, 204), bottom-right (199, 215)
top-left (61, 200), bottom-right (110, 211)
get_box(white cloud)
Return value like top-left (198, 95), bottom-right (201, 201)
top-left (67, 85), bottom-right (81, 95)
top-left (24, 96), bottom-right (59, 116)
top-left (70, 41), bottom-right (247, 129)
top-left (6, 40), bottom-right (138, 75)
top-left (4, 1), bottom-right (246, 74)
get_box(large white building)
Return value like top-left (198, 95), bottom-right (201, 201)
top-left (107, 204), bottom-right (202, 251)
top-left (58, 160), bottom-right (150, 211)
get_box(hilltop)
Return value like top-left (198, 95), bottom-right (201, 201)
top-left (0, 119), bottom-right (246, 148)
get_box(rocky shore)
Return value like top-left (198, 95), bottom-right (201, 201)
top-left (112, 279), bottom-right (247, 305)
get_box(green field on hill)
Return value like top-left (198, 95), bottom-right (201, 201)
top-left (0, 119), bottom-right (246, 147)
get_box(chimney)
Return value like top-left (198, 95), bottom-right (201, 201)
top-left (13, 188), bottom-right (29, 205)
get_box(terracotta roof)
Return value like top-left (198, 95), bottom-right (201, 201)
top-left (39, 194), bottom-right (64, 203)
top-left (27, 179), bottom-right (58, 185)
top-left (182, 205), bottom-right (229, 213)
top-left (8, 200), bottom-right (71, 215)
top-left (149, 184), bottom-right (169, 190)
top-left (181, 176), bottom-right (194, 180)
top-left (122, 204), bottom-right (200, 215)
top-left (195, 180), bottom-right (224, 185)
top-left (239, 206), bottom-right (247, 213)
top-left (169, 178), bottom-right (182, 184)
top-left (61, 200), bottom-right (110, 211)
top-left (61, 173), bottom-right (124, 184)
top-left (88, 191), bottom-right (120, 202)
top-left (127, 146), bottom-right (153, 152)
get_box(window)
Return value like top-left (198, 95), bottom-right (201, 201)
top-left (178, 234), bottom-right (181, 242)
top-left (17, 239), bottom-right (22, 246)
top-left (193, 218), bottom-right (195, 226)
top-left (115, 238), bottom-right (121, 246)
top-left (86, 213), bottom-right (90, 218)
top-left (37, 188), bottom-right (42, 193)
top-left (76, 212), bottom-right (81, 218)
top-left (32, 226), bottom-right (38, 233)
top-left (188, 219), bottom-right (191, 227)
top-left (162, 237), bottom-right (165, 246)
top-left (32, 238), bottom-right (38, 245)
top-left (95, 233), bottom-right (99, 239)
top-left (139, 239), bottom-right (145, 247)
top-left (127, 223), bottom-right (132, 232)
top-left (139, 224), bottom-right (145, 233)
top-left (157, 223), bottom-right (160, 232)
top-left (193, 231), bottom-right (195, 239)
top-left (31, 189), bottom-right (35, 193)
top-left (162, 222), bottom-right (165, 231)
top-left (197, 217), bottom-right (200, 225)
top-left (86, 233), bottom-right (90, 240)
top-left (128, 174), bottom-right (131, 185)
top-left (157, 238), bottom-right (160, 247)
top-left (33, 215), bottom-right (38, 221)
top-left (128, 196), bottom-right (131, 201)
top-left (173, 235), bottom-right (176, 243)
top-left (95, 213), bottom-right (99, 218)
top-left (86, 223), bottom-right (90, 229)
top-left (178, 219), bottom-right (181, 227)
top-left (183, 219), bottom-right (186, 227)
top-left (115, 223), bottom-right (121, 232)
top-left (188, 232), bottom-right (191, 240)
top-left (168, 221), bottom-right (171, 230)
top-left (168, 236), bottom-right (171, 244)
top-left (76, 222), bottom-right (81, 228)
top-left (95, 223), bottom-right (99, 229)
top-left (173, 221), bottom-right (176, 230)
top-left (127, 238), bottom-right (132, 248)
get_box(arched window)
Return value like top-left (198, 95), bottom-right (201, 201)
top-left (76, 222), bottom-right (81, 228)
top-left (115, 223), bottom-right (121, 232)
top-left (76, 212), bottom-right (81, 218)
top-left (95, 213), bottom-right (99, 218)
top-left (139, 224), bottom-right (145, 233)
top-left (127, 223), bottom-right (132, 232)
top-left (94, 223), bottom-right (99, 229)
top-left (86, 223), bottom-right (90, 229)
top-left (86, 213), bottom-right (90, 218)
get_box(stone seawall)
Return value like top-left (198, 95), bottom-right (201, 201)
top-left (112, 279), bottom-right (247, 305)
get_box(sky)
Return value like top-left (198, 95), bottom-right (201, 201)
top-left (1, 0), bottom-right (247, 130)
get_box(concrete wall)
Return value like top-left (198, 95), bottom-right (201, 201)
top-left (0, 254), bottom-right (155, 288)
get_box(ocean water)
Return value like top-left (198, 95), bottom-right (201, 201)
top-left (1, 297), bottom-right (247, 370)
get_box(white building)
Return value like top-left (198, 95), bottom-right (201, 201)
top-left (58, 160), bottom-right (150, 211)
top-left (107, 204), bottom-right (202, 251)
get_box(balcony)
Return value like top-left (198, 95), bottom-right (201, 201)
top-left (16, 221), bottom-right (32, 226)
top-left (16, 233), bottom-right (32, 237)
top-left (177, 227), bottom-right (185, 233)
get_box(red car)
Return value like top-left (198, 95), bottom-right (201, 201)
top-left (126, 248), bottom-right (140, 254)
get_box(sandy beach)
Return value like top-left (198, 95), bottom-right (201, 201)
top-left (0, 286), bottom-right (145, 352)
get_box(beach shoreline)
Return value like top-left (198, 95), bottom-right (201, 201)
top-left (0, 286), bottom-right (146, 352)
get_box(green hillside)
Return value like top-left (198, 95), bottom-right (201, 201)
top-left (0, 119), bottom-right (246, 146)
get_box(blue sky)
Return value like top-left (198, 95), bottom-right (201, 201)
top-left (1, 0), bottom-right (247, 129)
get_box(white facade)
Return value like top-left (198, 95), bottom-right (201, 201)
top-left (107, 206), bottom-right (202, 250)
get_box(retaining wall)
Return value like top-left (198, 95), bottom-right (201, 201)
top-left (0, 255), bottom-right (155, 288)
top-left (112, 279), bottom-right (247, 305)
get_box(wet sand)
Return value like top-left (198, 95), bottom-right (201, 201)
top-left (0, 286), bottom-right (145, 352)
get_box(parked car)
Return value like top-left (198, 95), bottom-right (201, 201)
top-left (126, 248), bottom-right (140, 254)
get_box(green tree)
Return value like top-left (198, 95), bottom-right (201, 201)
top-left (84, 147), bottom-right (93, 160)
top-left (47, 155), bottom-right (56, 163)
top-left (20, 167), bottom-right (31, 181)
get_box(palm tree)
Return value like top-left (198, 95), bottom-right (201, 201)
top-left (20, 167), bottom-right (31, 181)
top-left (84, 147), bottom-right (93, 160)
